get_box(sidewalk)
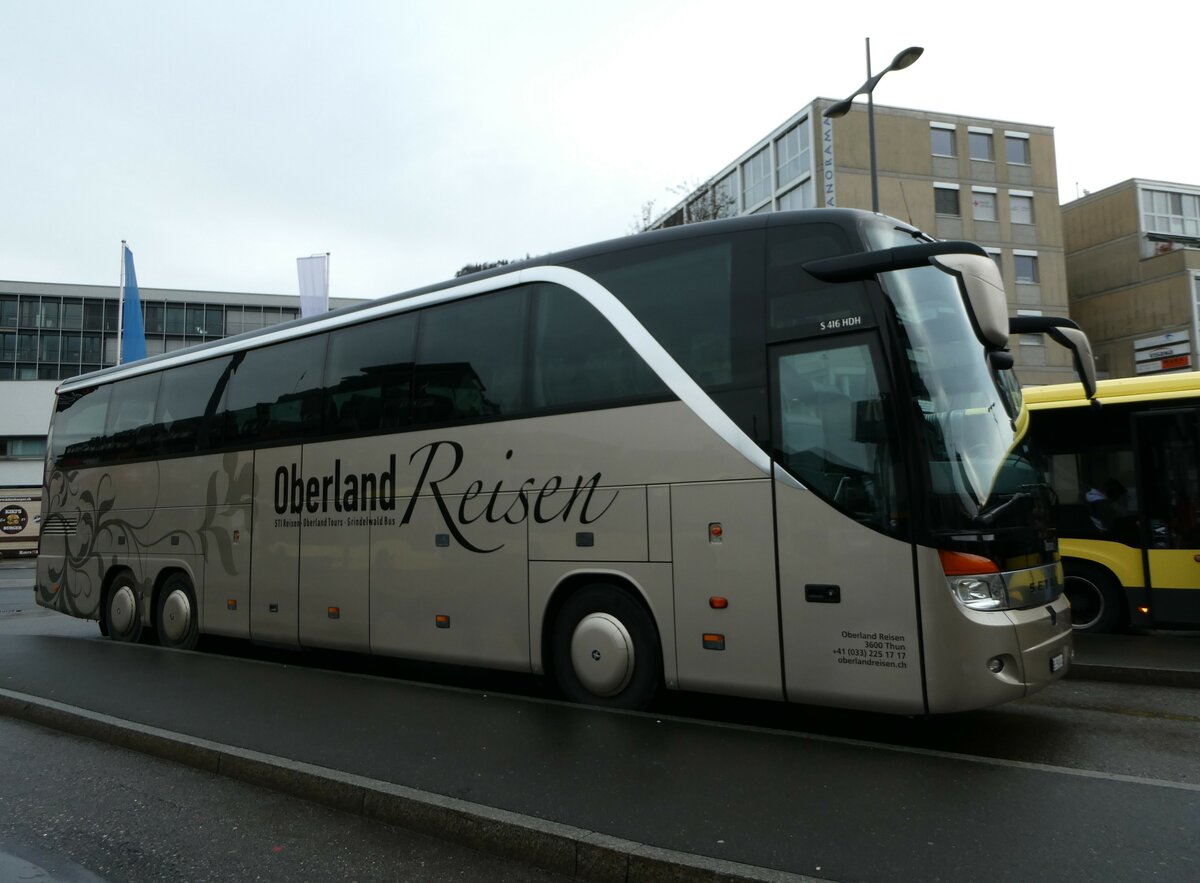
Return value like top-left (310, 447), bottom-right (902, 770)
top-left (1070, 631), bottom-right (1200, 688)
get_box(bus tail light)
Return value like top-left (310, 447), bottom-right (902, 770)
top-left (939, 549), bottom-right (1010, 611)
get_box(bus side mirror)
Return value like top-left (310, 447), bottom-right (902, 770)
top-left (1047, 325), bottom-right (1098, 401)
top-left (1008, 316), bottom-right (1098, 400)
top-left (930, 253), bottom-right (1009, 350)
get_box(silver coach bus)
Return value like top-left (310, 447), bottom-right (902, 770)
top-left (37, 210), bottom-right (1095, 714)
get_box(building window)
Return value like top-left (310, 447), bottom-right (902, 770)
top-left (1005, 133), bottom-right (1031, 165)
top-left (61, 300), bottom-right (83, 329)
top-left (775, 122), bottom-right (811, 189)
top-left (83, 301), bottom-right (104, 330)
top-left (1, 437), bottom-right (47, 459)
top-left (144, 302), bottom-right (165, 334)
top-left (39, 332), bottom-right (61, 362)
top-left (985, 249), bottom-right (1003, 275)
top-left (778, 179), bottom-right (814, 211)
top-left (1016, 309), bottom-right (1044, 345)
top-left (930, 124), bottom-right (956, 157)
top-left (1010, 192), bottom-right (1035, 225)
top-left (205, 305), bottom-right (225, 336)
top-left (1143, 187), bottom-right (1200, 237)
top-left (688, 179), bottom-right (735, 223)
top-left (713, 172), bottom-right (738, 219)
top-left (741, 146), bottom-right (771, 210)
top-left (16, 333), bottom-right (37, 361)
top-left (934, 184), bottom-right (960, 216)
top-left (968, 129), bottom-right (994, 162)
top-left (972, 188), bottom-right (997, 221)
top-left (1014, 253), bottom-right (1039, 284)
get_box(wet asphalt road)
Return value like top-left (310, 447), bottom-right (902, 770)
top-left (2, 561), bottom-right (1199, 882)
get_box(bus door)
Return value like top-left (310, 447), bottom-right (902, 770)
top-left (250, 445), bottom-right (302, 647)
top-left (769, 334), bottom-right (925, 713)
top-left (1135, 408), bottom-right (1200, 624)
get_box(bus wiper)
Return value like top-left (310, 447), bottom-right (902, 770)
top-left (973, 492), bottom-right (1030, 527)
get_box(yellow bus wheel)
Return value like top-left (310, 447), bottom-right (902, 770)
top-left (1063, 561), bottom-right (1126, 633)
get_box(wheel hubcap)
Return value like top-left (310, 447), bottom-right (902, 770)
top-left (161, 588), bottom-right (192, 644)
top-left (570, 613), bottom-right (634, 697)
top-left (109, 585), bottom-right (137, 636)
top-left (1065, 577), bottom-right (1103, 630)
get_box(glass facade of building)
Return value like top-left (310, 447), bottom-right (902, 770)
top-left (0, 292), bottom-right (300, 381)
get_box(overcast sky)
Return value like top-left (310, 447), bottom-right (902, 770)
top-left (2, 1), bottom-right (1195, 301)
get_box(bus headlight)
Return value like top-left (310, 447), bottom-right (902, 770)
top-left (948, 573), bottom-right (1009, 610)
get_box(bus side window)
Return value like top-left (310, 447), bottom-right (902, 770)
top-left (324, 312), bottom-right (417, 436)
top-left (572, 238), bottom-right (751, 392)
top-left (155, 357), bottom-right (232, 455)
top-left (104, 373), bottom-right (162, 462)
top-left (529, 283), bottom-right (667, 411)
top-left (223, 335), bottom-right (328, 446)
top-left (52, 385), bottom-right (112, 467)
top-left (412, 289), bottom-right (527, 426)
top-left (1137, 411), bottom-right (1200, 550)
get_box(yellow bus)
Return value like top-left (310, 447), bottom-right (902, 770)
top-left (1025, 372), bottom-right (1200, 632)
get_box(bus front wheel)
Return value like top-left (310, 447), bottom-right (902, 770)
top-left (551, 584), bottom-right (662, 710)
top-left (155, 573), bottom-right (199, 651)
top-left (1063, 561), bottom-right (1126, 633)
top-left (104, 571), bottom-right (143, 644)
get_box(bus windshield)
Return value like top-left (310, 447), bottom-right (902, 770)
top-left (882, 262), bottom-right (1026, 526)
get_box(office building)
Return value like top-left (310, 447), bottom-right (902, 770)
top-left (1061, 179), bottom-right (1200, 377)
top-left (648, 99), bottom-right (1075, 385)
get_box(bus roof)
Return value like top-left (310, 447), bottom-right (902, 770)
top-left (55, 208), bottom-right (914, 395)
top-left (1025, 371), bottom-right (1200, 410)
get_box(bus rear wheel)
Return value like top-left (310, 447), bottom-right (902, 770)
top-left (156, 573), bottom-right (199, 650)
top-left (1063, 561), bottom-right (1126, 633)
top-left (551, 584), bottom-right (662, 710)
top-left (104, 571), bottom-right (143, 644)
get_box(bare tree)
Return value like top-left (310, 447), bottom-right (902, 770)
top-left (455, 259), bottom-right (510, 278)
top-left (454, 254), bottom-right (533, 278)
top-left (632, 177), bottom-right (738, 233)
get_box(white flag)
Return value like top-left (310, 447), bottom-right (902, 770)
top-left (297, 253), bottom-right (329, 318)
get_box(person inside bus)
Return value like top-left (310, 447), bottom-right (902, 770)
top-left (1086, 479), bottom-right (1128, 534)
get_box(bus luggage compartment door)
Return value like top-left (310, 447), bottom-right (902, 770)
top-left (250, 446), bottom-right (303, 647)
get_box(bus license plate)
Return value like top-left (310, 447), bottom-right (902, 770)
top-left (1050, 652), bottom-right (1066, 673)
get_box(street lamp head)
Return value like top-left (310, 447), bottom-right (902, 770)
top-left (888, 46), bottom-right (924, 72)
top-left (823, 97), bottom-right (855, 119)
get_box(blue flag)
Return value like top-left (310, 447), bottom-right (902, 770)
top-left (121, 244), bottom-right (147, 363)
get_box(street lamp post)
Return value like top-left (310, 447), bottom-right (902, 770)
top-left (823, 39), bottom-right (923, 213)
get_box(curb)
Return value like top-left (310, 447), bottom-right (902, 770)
top-left (1067, 663), bottom-right (1200, 690)
top-left (0, 688), bottom-right (822, 883)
